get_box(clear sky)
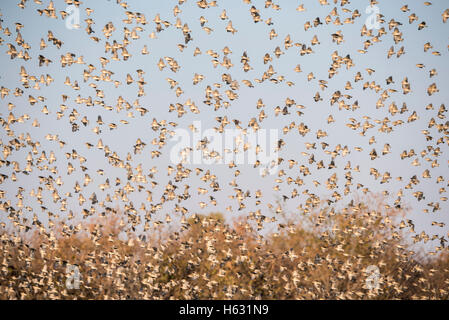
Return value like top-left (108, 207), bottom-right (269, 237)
top-left (0, 0), bottom-right (448, 251)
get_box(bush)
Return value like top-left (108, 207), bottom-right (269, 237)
top-left (0, 196), bottom-right (448, 299)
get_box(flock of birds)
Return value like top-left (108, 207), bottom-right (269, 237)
top-left (0, 0), bottom-right (448, 299)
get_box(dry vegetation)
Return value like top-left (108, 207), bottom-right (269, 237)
top-left (1, 196), bottom-right (448, 300)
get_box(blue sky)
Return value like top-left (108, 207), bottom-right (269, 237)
top-left (0, 0), bottom-right (448, 251)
